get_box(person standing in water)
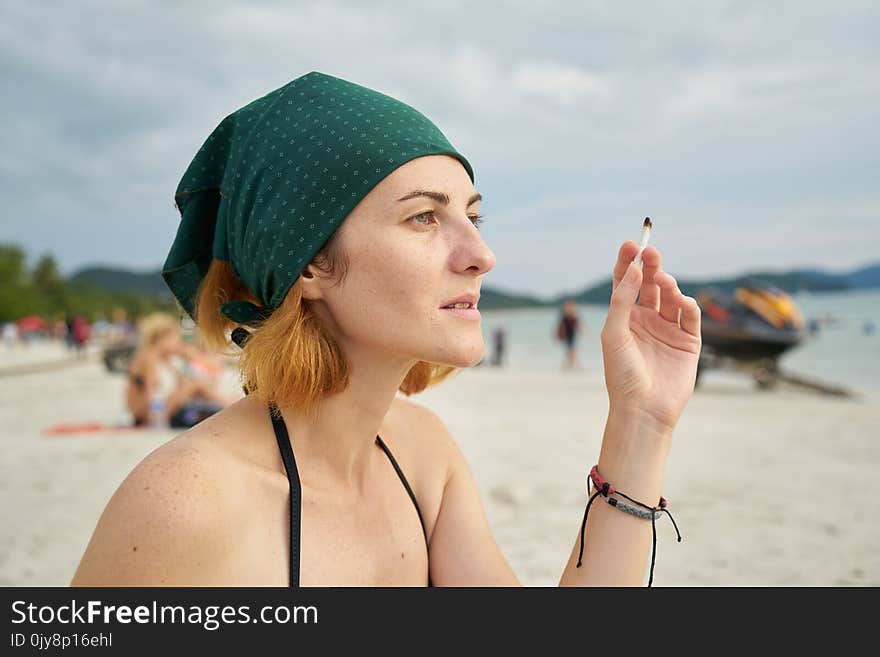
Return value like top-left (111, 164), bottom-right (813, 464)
top-left (556, 298), bottom-right (583, 370)
top-left (491, 324), bottom-right (507, 367)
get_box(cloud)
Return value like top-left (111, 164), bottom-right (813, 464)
top-left (512, 60), bottom-right (611, 108)
top-left (0, 0), bottom-right (877, 296)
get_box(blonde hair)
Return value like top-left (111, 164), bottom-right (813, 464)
top-left (194, 235), bottom-right (457, 419)
top-left (137, 312), bottom-right (180, 349)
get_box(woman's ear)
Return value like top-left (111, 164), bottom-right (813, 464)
top-left (300, 264), bottom-right (323, 301)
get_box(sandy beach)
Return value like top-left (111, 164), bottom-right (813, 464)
top-left (1, 340), bottom-right (877, 586)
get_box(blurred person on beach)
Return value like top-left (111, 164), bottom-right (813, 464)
top-left (70, 315), bottom-right (91, 358)
top-left (110, 307), bottom-right (137, 342)
top-left (52, 317), bottom-right (67, 341)
top-left (556, 298), bottom-right (583, 371)
top-left (2, 321), bottom-right (17, 348)
top-left (72, 72), bottom-right (701, 588)
top-left (63, 313), bottom-right (75, 351)
top-left (126, 312), bottom-right (237, 429)
top-left (177, 329), bottom-right (233, 387)
top-left (491, 324), bottom-right (506, 367)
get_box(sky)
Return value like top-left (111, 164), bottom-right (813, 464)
top-left (1, 0), bottom-right (878, 299)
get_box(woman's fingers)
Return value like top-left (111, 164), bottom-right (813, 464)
top-left (612, 241), bottom-right (641, 292)
top-left (611, 239), bottom-right (702, 339)
top-left (655, 271), bottom-right (681, 324)
top-left (604, 258), bottom-right (643, 338)
top-left (612, 242), bottom-right (662, 311)
top-left (637, 247), bottom-right (662, 311)
top-left (654, 271), bottom-right (703, 337)
top-left (680, 296), bottom-right (702, 338)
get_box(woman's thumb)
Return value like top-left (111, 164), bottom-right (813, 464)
top-left (605, 261), bottom-right (642, 336)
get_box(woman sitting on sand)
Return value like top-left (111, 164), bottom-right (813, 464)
top-left (72, 71), bottom-right (701, 586)
top-left (126, 313), bottom-right (237, 429)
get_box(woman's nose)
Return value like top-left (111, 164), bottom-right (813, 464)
top-left (475, 238), bottom-right (496, 275)
top-left (455, 221), bottom-right (495, 275)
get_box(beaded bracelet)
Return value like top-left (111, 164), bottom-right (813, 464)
top-left (576, 464), bottom-right (682, 587)
top-left (586, 464), bottom-right (669, 510)
top-left (585, 472), bottom-right (662, 518)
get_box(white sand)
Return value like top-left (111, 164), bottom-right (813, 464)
top-left (1, 341), bottom-right (877, 586)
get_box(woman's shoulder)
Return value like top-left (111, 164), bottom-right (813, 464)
top-left (120, 431), bottom-right (238, 515)
top-left (385, 398), bottom-right (461, 488)
top-left (385, 397), bottom-right (490, 549)
top-left (71, 423), bottom-right (246, 585)
top-left (389, 397), bottom-right (474, 483)
top-left (389, 397), bottom-right (457, 452)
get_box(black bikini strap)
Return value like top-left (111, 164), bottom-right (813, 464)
top-left (268, 402), bottom-right (301, 587)
top-left (374, 435), bottom-right (429, 545)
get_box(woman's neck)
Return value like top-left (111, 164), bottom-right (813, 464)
top-left (274, 346), bottom-right (417, 492)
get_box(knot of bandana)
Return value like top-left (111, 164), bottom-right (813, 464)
top-left (161, 70), bottom-right (475, 326)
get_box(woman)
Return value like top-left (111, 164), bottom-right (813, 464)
top-left (126, 313), bottom-right (236, 428)
top-left (71, 71), bottom-right (700, 586)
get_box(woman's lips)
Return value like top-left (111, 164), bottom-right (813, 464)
top-left (441, 306), bottom-right (481, 320)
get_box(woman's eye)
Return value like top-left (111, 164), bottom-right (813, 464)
top-left (410, 211), bottom-right (437, 226)
top-left (410, 211), bottom-right (485, 229)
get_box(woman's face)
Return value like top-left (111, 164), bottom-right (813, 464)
top-left (154, 330), bottom-right (182, 359)
top-left (304, 155), bottom-right (496, 368)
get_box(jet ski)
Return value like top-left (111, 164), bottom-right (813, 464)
top-left (694, 279), bottom-right (809, 388)
top-left (696, 279), bottom-right (807, 360)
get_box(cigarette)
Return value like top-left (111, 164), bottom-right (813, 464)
top-left (633, 217), bottom-right (652, 267)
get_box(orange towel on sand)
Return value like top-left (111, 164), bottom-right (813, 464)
top-left (43, 422), bottom-right (147, 436)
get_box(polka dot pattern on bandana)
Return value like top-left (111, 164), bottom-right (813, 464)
top-left (162, 71), bottom-right (474, 326)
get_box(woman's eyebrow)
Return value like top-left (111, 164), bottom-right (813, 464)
top-left (397, 190), bottom-right (483, 207)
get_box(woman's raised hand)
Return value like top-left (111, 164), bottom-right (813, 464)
top-left (600, 241), bottom-right (702, 435)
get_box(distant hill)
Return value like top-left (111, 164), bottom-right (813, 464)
top-left (475, 287), bottom-right (546, 310)
top-left (555, 260), bottom-right (880, 306)
top-left (841, 263), bottom-right (880, 289)
top-left (70, 260), bottom-right (880, 311)
top-left (70, 267), bottom-right (172, 299)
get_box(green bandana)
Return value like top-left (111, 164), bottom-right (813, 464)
top-left (162, 70), bottom-right (475, 326)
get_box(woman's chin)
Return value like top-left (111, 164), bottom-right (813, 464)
top-left (431, 346), bottom-right (484, 369)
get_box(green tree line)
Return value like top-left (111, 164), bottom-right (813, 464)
top-left (0, 243), bottom-right (179, 324)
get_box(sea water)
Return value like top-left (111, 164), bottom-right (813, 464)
top-left (479, 288), bottom-right (880, 393)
